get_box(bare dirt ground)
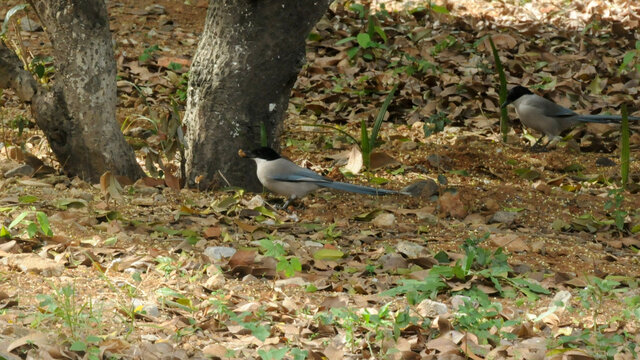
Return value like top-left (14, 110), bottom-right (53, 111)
top-left (1, 0), bottom-right (640, 359)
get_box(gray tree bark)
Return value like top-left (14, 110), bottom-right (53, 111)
top-left (183, 0), bottom-right (331, 190)
top-left (0, 0), bottom-right (144, 182)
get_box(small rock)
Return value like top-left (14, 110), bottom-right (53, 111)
top-left (5, 253), bottom-right (64, 277)
top-left (402, 178), bottom-right (438, 198)
top-left (379, 253), bottom-right (409, 270)
top-left (551, 290), bottom-right (572, 311)
top-left (482, 197), bottom-right (500, 212)
top-left (4, 164), bottom-right (34, 178)
top-left (491, 233), bottom-right (530, 252)
top-left (145, 4), bottom-right (166, 15)
top-left (141, 334), bottom-right (160, 342)
top-left (69, 189), bottom-right (94, 202)
top-left (512, 263), bottom-right (532, 274)
top-left (132, 298), bottom-right (160, 318)
top-left (132, 183), bottom-right (161, 195)
top-left (204, 246), bottom-right (236, 261)
top-left (450, 295), bottom-right (475, 311)
top-left (489, 211), bottom-right (518, 225)
top-left (427, 154), bottom-right (450, 169)
top-left (244, 195), bottom-right (265, 209)
top-left (303, 240), bottom-right (324, 248)
top-left (595, 157), bottom-right (616, 167)
top-left (531, 240), bottom-right (545, 254)
top-left (372, 212), bottom-right (395, 227)
top-left (438, 191), bottom-right (467, 219)
top-left (125, 127), bottom-right (154, 138)
top-left (131, 197), bottom-right (154, 206)
top-left (275, 277), bottom-right (309, 287)
top-left (204, 273), bottom-right (226, 290)
top-left (416, 299), bottom-right (448, 318)
top-left (532, 181), bottom-right (552, 195)
top-left (396, 241), bottom-right (426, 258)
top-left (241, 274), bottom-right (259, 283)
top-left (400, 141), bottom-right (419, 151)
top-left (20, 16), bottom-right (42, 32)
top-left (422, 213), bottom-right (439, 225)
top-left (71, 177), bottom-right (90, 189)
top-left (464, 213), bottom-right (486, 225)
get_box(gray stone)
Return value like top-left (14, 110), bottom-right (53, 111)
top-left (145, 4), bottom-right (166, 15)
top-left (204, 273), bottom-right (226, 289)
top-left (275, 277), bottom-right (309, 287)
top-left (402, 178), bottom-right (438, 198)
top-left (20, 17), bottom-right (42, 32)
top-left (379, 253), bottom-right (409, 270)
top-left (422, 213), bottom-right (439, 225)
top-left (69, 189), bottom-right (94, 202)
top-left (396, 241), bottom-right (426, 258)
top-left (489, 211), bottom-right (518, 225)
top-left (304, 240), bottom-right (324, 248)
top-left (372, 212), bottom-right (395, 227)
top-left (132, 298), bottom-right (160, 317)
top-left (4, 253), bottom-right (63, 277)
top-left (204, 246), bottom-right (236, 261)
top-left (451, 295), bottom-right (475, 311)
top-left (416, 299), bottom-right (448, 318)
top-left (400, 141), bottom-right (419, 151)
top-left (4, 164), bottom-right (34, 178)
top-left (427, 154), bottom-right (450, 169)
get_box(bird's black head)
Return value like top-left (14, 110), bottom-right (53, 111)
top-left (501, 85), bottom-right (534, 108)
top-left (239, 147), bottom-right (281, 161)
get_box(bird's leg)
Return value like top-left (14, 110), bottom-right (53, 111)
top-left (530, 135), bottom-right (550, 152)
top-left (532, 135), bottom-right (545, 147)
top-left (280, 195), bottom-right (297, 210)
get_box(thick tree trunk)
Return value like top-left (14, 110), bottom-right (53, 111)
top-left (183, 0), bottom-right (331, 190)
top-left (0, 0), bottom-right (144, 182)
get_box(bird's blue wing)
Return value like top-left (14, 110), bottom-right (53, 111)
top-left (532, 96), bottom-right (577, 118)
top-left (270, 167), bottom-right (331, 184)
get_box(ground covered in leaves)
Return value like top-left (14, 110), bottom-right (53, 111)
top-left (1, 0), bottom-right (640, 359)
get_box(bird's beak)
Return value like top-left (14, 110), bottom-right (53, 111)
top-left (500, 100), bottom-right (510, 109)
top-left (238, 149), bottom-right (247, 158)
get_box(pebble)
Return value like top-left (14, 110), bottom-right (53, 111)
top-left (204, 246), bottom-right (236, 261)
top-left (4, 164), bottom-right (33, 178)
top-left (489, 211), bottom-right (518, 225)
top-left (416, 299), bottom-right (448, 318)
top-left (372, 212), bottom-right (395, 227)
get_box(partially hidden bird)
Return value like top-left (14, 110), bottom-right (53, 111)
top-left (239, 147), bottom-right (410, 208)
top-left (501, 85), bottom-right (640, 147)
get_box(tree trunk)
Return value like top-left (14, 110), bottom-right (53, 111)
top-left (0, 0), bottom-right (144, 182)
top-left (183, 0), bottom-right (331, 190)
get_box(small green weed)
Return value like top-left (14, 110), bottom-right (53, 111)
top-left (139, 44), bottom-right (160, 62)
top-left (383, 233), bottom-right (549, 303)
top-left (336, 4), bottom-right (388, 61)
top-left (259, 238), bottom-right (301, 278)
top-left (34, 283), bottom-right (103, 359)
top-left (207, 295), bottom-right (271, 341)
top-left (258, 347), bottom-right (308, 360)
top-left (423, 111), bottom-right (450, 137)
top-left (604, 188), bottom-right (628, 232)
top-left (6, 208), bottom-right (53, 239)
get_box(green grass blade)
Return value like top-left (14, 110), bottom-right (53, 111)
top-left (621, 104), bottom-right (630, 187)
top-left (260, 122), bottom-right (268, 147)
top-left (301, 123), bottom-right (361, 146)
top-left (488, 36), bottom-right (509, 142)
top-left (361, 119), bottom-right (370, 169)
top-left (370, 84), bottom-right (398, 150)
